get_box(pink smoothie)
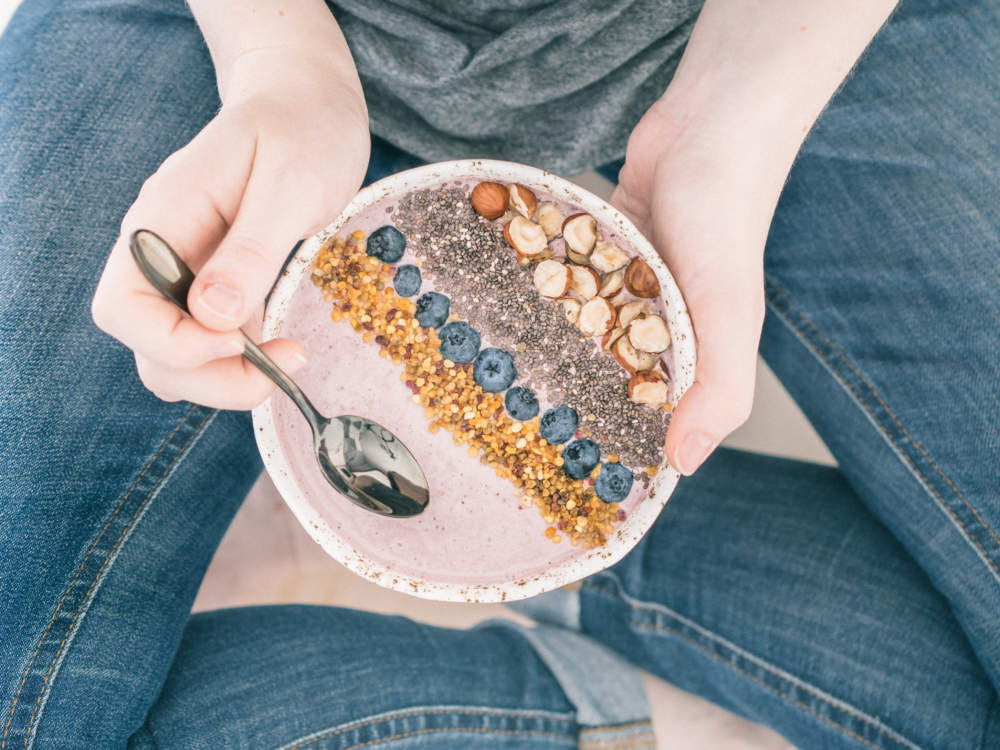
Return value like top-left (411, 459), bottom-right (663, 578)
top-left (271, 179), bottom-right (672, 587)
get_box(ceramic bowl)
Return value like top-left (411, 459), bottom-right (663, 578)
top-left (252, 159), bottom-right (696, 602)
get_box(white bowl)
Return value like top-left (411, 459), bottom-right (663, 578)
top-left (252, 159), bottom-right (696, 602)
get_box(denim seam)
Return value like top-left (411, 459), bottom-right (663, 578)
top-left (273, 706), bottom-right (576, 750)
top-left (2, 405), bottom-right (217, 750)
top-left (0, 402), bottom-right (201, 749)
top-left (22, 408), bottom-right (218, 749)
top-left (325, 726), bottom-right (570, 750)
top-left (578, 720), bottom-right (657, 750)
top-left (587, 572), bottom-right (921, 750)
top-left (575, 720), bottom-right (650, 734)
top-left (764, 276), bottom-right (1000, 582)
top-left (25, 410), bottom-right (219, 750)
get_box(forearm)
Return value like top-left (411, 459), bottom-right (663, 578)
top-left (187, 0), bottom-right (364, 105)
top-left (653, 0), bottom-right (898, 185)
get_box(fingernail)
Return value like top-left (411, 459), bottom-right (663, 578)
top-left (676, 432), bottom-right (715, 476)
top-left (200, 283), bottom-right (243, 322)
top-left (289, 349), bottom-right (308, 370)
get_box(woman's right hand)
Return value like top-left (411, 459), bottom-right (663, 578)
top-left (91, 48), bottom-right (370, 410)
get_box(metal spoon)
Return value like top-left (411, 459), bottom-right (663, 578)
top-left (129, 228), bottom-right (430, 518)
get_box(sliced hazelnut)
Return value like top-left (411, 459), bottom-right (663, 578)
top-left (565, 247), bottom-right (592, 266)
top-left (537, 202), bottom-right (565, 240)
top-left (624, 257), bottom-right (661, 298)
top-left (577, 297), bottom-right (615, 337)
top-left (517, 249), bottom-right (552, 266)
top-left (612, 335), bottom-right (656, 374)
top-left (607, 289), bottom-right (631, 307)
top-left (615, 300), bottom-right (648, 329)
top-left (636, 350), bottom-right (658, 371)
top-left (627, 314), bottom-right (671, 353)
top-left (508, 184), bottom-right (538, 219)
top-left (602, 326), bottom-right (627, 351)
top-left (562, 213), bottom-right (598, 257)
top-left (533, 259), bottom-right (571, 298)
top-left (612, 335), bottom-right (641, 373)
top-left (470, 181), bottom-right (507, 220)
top-left (598, 269), bottom-right (624, 297)
top-left (652, 358), bottom-right (670, 381)
top-left (504, 216), bottom-right (547, 257)
top-left (628, 371), bottom-right (669, 406)
top-left (590, 240), bottom-right (630, 274)
top-left (569, 264), bottom-right (601, 299)
top-left (556, 297), bottom-right (581, 326)
top-left (526, 246), bottom-right (554, 263)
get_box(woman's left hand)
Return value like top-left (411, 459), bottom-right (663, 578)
top-left (611, 0), bottom-right (897, 475)
top-left (611, 98), bottom-right (777, 476)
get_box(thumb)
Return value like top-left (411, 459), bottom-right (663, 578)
top-left (665, 274), bottom-right (764, 475)
top-left (188, 150), bottom-right (324, 331)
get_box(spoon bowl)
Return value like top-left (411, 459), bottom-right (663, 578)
top-left (314, 415), bottom-right (428, 517)
top-left (129, 228), bottom-right (429, 517)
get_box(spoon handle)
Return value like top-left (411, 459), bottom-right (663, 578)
top-left (129, 229), bottom-right (326, 435)
top-left (239, 333), bottom-right (326, 435)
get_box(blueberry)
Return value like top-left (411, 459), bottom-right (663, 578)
top-left (415, 291), bottom-right (450, 328)
top-left (473, 348), bottom-right (517, 392)
top-left (594, 462), bottom-right (634, 503)
top-left (504, 386), bottom-right (539, 421)
top-left (437, 321), bottom-right (481, 363)
top-left (539, 405), bottom-right (578, 445)
top-left (562, 439), bottom-right (601, 479)
top-left (367, 225), bottom-right (406, 263)
top-left (393, 264), bottom-right (421, 296)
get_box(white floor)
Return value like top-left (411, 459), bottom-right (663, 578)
top-left (3, 2), bottom-right (820, 745)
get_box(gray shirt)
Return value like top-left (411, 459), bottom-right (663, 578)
top-left (330, 0), bottom-right (702, 176)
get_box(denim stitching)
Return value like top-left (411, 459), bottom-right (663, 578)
top-left (302, 726), bottom-right (572, 750)
top-left (578, 721), bottom-right (657, 750)
top-left (275, 706), bottom-right (576, 750)
top-left (1, 403), bottom-right (200, 750)
top-left (764, 276), bottom-right (1000, 582)
top-left (25, 409), bottom-right (219, 750)
top-left (4, 406), bottom-right (216, 750)
top-left (576, 720), bottom-right (651, 734)
top-left (766, 277), bottom-right (1000, 551)
top-left (587, 573), bottom-right (922, 750)
top-left (21, 408), bottom-right (216, 749)
top-left (590, 572), bottom-right (917, 747)
top-left (630, 621), bottom-right (891, 750)
top-left (276, 705), bottom-right (575, 747)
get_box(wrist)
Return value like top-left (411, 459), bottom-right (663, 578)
top-left (641, 79), bottom-right (804, 199)
top-left (188, 0), bottom-right (364, 110)
top-left (220, 47), bottom-right (366, 117)
top-left (638, 0), bottom-right (896, 193)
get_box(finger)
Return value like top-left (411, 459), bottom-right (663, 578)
top-left (92, 116), bottom-right (257, 368)
top-left (187, 144), bottom-right (330, 331)
top-left (665, 272), bottom-right (764, 475)
top-left (114, 290), bottom-right (247, 368)
top-left (134, 337), bottom-right (308, 410)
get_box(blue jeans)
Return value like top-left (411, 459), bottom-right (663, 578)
top-left (2, 0), bottom-right (999, 748)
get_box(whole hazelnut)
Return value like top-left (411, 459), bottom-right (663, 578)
top-left (471, 181), bottom-right (508, 220)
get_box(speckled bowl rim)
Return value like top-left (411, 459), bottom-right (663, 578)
top-left (252, 159), bottom-right (696, 603)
